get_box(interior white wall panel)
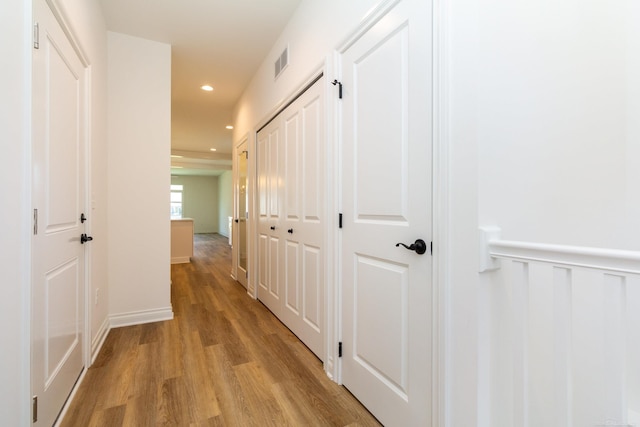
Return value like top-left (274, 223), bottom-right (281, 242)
top-left (107, 31), bottom-right (172, 321)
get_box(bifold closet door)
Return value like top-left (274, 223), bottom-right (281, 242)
top-left (257, 77), bottom-right (325, 359)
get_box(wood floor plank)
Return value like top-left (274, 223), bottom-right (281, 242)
top-left (61, 233), bottom-right (380, 427)
top-left (204, 344), bottom-right (256, 426)
top-left (180, 329), bottom-right (222, 421)
top-left (87, 404), bottom-right (126, 427)
top-left (232, 361), bottom-right (288, 426)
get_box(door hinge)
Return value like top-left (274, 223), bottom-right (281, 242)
top-left (338, 213), bottom-right (343, 229)
top-left (33, 22), bottom-right (39, 49)
top-left (331, 80), bottom-right (343, 99)
top-left (33, 209), bottom-right (38, 235)
top-left (338, 342), bottom-right (343, 358)
top-left (430, 241), bottom-right (433, 255)
top-left (32, 395), bottom-right (38, 423)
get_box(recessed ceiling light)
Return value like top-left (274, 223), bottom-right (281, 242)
top-left (201, 85), bottom-right (214, 91)
top-left (210, 148), bottom-right (217, 152)
top-left (226, 125), bottom-right (234, 130)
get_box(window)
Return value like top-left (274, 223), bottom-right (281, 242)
top-left (170, 184), bottom-right (183, 219)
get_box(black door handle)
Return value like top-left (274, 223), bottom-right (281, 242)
top-left (395, 239), bottom-right (427, 255)
top-left (287, 228), bottom-right (293, 234)
top-left (81, 233), bottom-right (93, 244)
top-left (270, 226), bottom-right (276, 231)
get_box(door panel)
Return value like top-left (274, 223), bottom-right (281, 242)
top-left (354, 255), bottom-right (408, 395)
top-left (340, 0), bottom-right (432, 425)
top-left (285, 240), bottom-right (300, 314)
top-left (285, 112), bottom-right (300, 220)
top-left (302, 245), bottom-right (321, 333)
top-left (257, 123), bottom-right (283, 316)
top-left (32, 0), bottom-right (86, 424)
top-left (302, 97), bottom-right (322, 221)
top-left (257, 77), bottom-right (325, 359)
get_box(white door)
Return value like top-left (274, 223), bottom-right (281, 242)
top-left (279, 79), bottom-right (325, 358)
top-left (257, 116), bottom-right (283, 318)
top-left (235, 138), bottom-right (249, 288)
top-left (32, 0), bottom-right (87, 424)
top-left (257, 77), bottom-right (325, 359)
top-left (340, 0), bottom-right (432, 425)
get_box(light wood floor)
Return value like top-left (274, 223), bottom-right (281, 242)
top-left (61, 233), bottom-right (381, 426)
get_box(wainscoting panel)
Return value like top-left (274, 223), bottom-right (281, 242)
top-left (480, 228), bottom-right (640, 427)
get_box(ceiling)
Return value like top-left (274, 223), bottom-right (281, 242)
top-left (99, 0), bottom-right (302, 175)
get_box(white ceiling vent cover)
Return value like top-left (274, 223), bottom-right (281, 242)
top-left (274, 45), bottom-right (289, 79)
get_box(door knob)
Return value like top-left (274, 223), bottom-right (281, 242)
top-left (80, 233), bottom-right (93, 244)
top-left (270, 226), bottom-right (276, 230)
top-left (287, 228), bottom-right (293, 234)
top-left (395, 239), bottom-right (427, 255)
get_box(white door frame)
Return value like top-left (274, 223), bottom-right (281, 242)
top-left (232, 135), bottom-right (249, 288)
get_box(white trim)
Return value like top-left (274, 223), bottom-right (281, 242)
top-left (253, 65), bottom-right (325, 133)
top-left (247, 128), bottom-right (257, 298)
top-left (232, 134), bottom-right (249, 289)
top-left (45, 0), bottom-right (89, 66)
top-left (335, 0), bottom-right (403, 54)
top-left (325, 50), bottom-right (340, 382)
top-left (82, 63), bottom-right (93, 377)
top-left (432, 0), bottom-right (451, 424)
top-left (109, 307), bottom-right (174, 328)
top-left (479, 226), bottom-right (640, 275)
top-left (90, 317), bottom-right (110, 365)
top-left (21, 0), bottom-right (34, 424)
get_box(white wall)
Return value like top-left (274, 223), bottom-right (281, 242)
top-left (233, 0), bottom-right (379, 136)
top-left (171, 175), bottom-right (219, 233)
top-left (107, 32), bottom-right (172, 321)
top-left (0, 1), bottom-right (31, 424)
top-left (474, 0), bottom-right (640, 251)
top-left (447, 0), bottom-right (640, 424)
top-left (218, 170), bottom-right (233, 238)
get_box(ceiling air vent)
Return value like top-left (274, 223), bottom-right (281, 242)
top-left (274, 45), bottom-right (289, 79)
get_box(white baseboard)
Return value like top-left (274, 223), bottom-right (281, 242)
top-left (90, 317), bottom-right (110, 365)
top-left (109, 306), bottom-right (174, 328)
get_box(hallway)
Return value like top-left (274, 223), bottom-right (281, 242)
top-left (61, 234), bottom-right (380, 426)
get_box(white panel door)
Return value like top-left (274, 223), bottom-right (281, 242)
top-left (256, 77), bottom-right (325, 359)
top-left (32, 0), bottom-right (87, 424)
top-left (280, 79), bottom-right (324, 358)
top-left (257, 119), bottom-right (283, 318)
top-left (340, 0), bottom-right (432, 425)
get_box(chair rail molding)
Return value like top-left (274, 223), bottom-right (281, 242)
top-left (479, 226), bottom-right (640, 275)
